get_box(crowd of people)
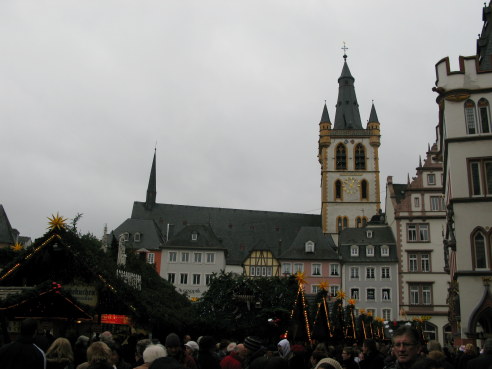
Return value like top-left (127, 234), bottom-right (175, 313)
top-left (0, 319), bottom-right (491, 369)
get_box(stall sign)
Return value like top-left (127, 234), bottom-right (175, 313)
top-left (101, 314), bottom-right (131, 325)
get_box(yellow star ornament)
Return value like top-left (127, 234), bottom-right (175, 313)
top-left (295, 272), bottom-right (307, 286)
top-left (336, 290), bottom-right (346, 300)
top-left (47, 213), bottom-right (67, 231)
top-left (319, 281), bottom-right (329, 291)
top-left (10, 242), bottom-right (23, 252)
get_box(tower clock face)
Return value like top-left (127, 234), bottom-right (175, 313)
top-left (342, 177), bottom-right (359, 194)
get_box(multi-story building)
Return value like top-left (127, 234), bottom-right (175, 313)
top-left (339, 221), bottom-right (398, 322)
top-left (385, 144), bottom-right (449, 344)
top-left (434, 2), bottom-right (492, 345)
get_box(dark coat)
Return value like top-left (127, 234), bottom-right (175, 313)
top-left (150, 357), bottom-right (186, 369)
top-left (466, 353), bottom-right (492, 369)
top-left (0, 335), bottom-right (46, 369)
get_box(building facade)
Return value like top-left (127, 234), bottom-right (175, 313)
top-left (434, 2), bottom-right (492, 345)
top-left (385, 144), bottom-right (449, 344)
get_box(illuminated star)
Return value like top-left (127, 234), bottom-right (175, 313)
top-left (319, 281), bottom-right (329, 291)
top-left (295, 272), bottom-right (306, 286)
top-left (336, 290), bottom-right (346, 300)
top-left (348, 298), bottom-right (356, 306)
top-left (359, 309), bottom-right (366, 315)
top-left (10, 242), bottom-right (23, 252)
top-left (47, 213), bottom-right (68, 231)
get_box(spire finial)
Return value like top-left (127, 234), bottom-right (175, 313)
top-left (342, 41), bottom-right (348, 60)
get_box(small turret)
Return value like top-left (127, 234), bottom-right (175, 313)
top-left (318, 103), bottom-right (332, 156)
top-left (367, 102), bottom-right (381, 147)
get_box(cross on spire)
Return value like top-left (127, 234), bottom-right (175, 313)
top-left (341, 42), bottom-right (348, 60)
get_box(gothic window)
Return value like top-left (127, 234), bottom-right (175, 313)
top-left (360, 180), bottom-right (368, 200)
top-left (355, 144), bottom-right (366, 169)
top-left (356, 217), bottom-right (362, 228)
top-left (343, 216), bottom-right (348, 228)
top-left (468, 158), bottom-right (492, 196)
top-left (335, 180), bottom-right (342, 200)
top-left (478, 98), bottom-right (491, 133)
top-left (336, 144), bottom-right (347, 170)
top-left (472, 231), bottom-right (487, 269)
top-left (465, 100), bottom-right (477, 134)
top-left (337, 217), bottom-right (343, 233)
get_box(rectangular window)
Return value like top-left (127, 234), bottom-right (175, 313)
top-left (367, 288), bottom-right (375, 301)
top-left (250, 266), bottom-right (256, 276)
top-left (205, 274), bottom-right (212, 285)
top-left (261, 267), bottom-right (267, 276)
top-left (351, 288), bottom-right (359, 300)
top-left (169, 251), bottom-right (177, 263)
top-left (350, 267), bottom-right (359, 279)
top-left (194, 252), bottom-right (202, 263)
top-left (351, 246), bottom-right (359, 256)
top-left (381, 267), bottom-right (390, 279)
top-left (367, 308), bottom-right (376, 317)
top-left (408, 252), bottom-right (431, 272)
top-left (168, 273), bottom-right (175, 283)
top-left (192, 274), bottom-right (201, 285)
top-left (382, 288), bottom-right (391, 301)
top-left (427, 174), bottom-right (436, 185)
top-left (180, 273), bottom-right (188, 285)
top-left (147, 252), bottom-right (155, 264)
top-left (312, 285), bottom-right (320, 294)
top-left (465, 105), bottom-right (477, 134)
top-left (181, 252), bottom-right (189, 263)
top-left (469, 159), bottom-right (492, 196)
top-left (294, 263), bottom-right (304, 273)
top-left (282, 263), bottom-right (292, 275)
top-left (330, 264), bottom-right (339, 276)
top-left (312, 264), bottom-right (321, 276)
top-left (407, 224), bottom-right (430, 242)
top-left (409, 284), bottom-right (432, 306)
top-left (480, 106), bottom-right (490, 133)
top-left (366, 267), bottom-right (375, 279)
top-left (330, 285), bottom-right (339, 298)
top-left (206, 253), bottom-right (215, 264)
top-left (430, 196), bottom-right (443, 211)
top-left (381, 246), bottom-right (390, 257)
top-left (366, 246), bottom-right (375, 257)
top-left (267, 267), bottom-right (272, 277)
top-left (382, 309), bottom-right (391, 321)
top-left (414, 197), bottom-right (420, 208)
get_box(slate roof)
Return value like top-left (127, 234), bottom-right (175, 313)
top-left (278, 226), bottom-right (338, 261)
top-left (113, 218), bottom-right (166, 251)
top-left (478, 3), bottom-right (492, 70)
top-left (0, 205), bottom-right (15, 245)
top-left (166, 224), bottom-right (227, 251)
top-left (130, 201), bottom-right (321, 265)
top-left (338, 226), bottom-right (398, 262)
top-left (391, 184), bottom-right (408, 204)
top-left (333, 60), bottom-right (363, 130)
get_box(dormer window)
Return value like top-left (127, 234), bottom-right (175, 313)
top-left (366, 245), bottom-right (375, 257)
top-left (134, 233), bottom-right (141, 242)
top-left (366, 230), bottom-right (373, 238)
top-left (381, 245), bottom-right (390, 257)
top-left (191, 231), bottom-right (198, 241)
top-left (305, 241), bottom-right (315, 253)
top-left (122, 232), bottom-right (129, 242)
top-left (351, 245), bottom-right (359, 257)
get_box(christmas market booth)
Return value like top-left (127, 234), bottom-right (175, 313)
top-left (0, 214), bottom-right (191, 344)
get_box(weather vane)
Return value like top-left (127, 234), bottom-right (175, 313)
top-left (342, 41), bottom-right (348, 60)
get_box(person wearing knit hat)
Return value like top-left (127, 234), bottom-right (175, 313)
top-left (243, 336), bottom-right (266, 369)
top-left (314, 357), bottom-right (343, 369)
top-left (165, 333), bottom-right (197, 369)
top-left (244, 337), bottom-right (263, 354)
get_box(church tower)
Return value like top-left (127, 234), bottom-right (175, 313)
top-left (318, 54), bottom-right (381, 236)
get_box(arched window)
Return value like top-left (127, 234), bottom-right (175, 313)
top-left (336, 144), bottom-right (347, 170)
top-left (360, 180), bottom-right (368, 200)
top-left (473, 232), bottom-right (487, 269)
top-left (335, 180), bottom-right (342, 200)
top-left (343, 216), bottom-right (348, 229)
top-left (356, 217), bottom-right (362, 228)
top-left (355, 144), bottom-right (366, 170)
top-left (478, 98), bottom-right (491, 133)
top-left (465, 100), bottom-right (477, 134)
top-left (337, 217), bottom-right (343, 233)
top-left (362, 217), bottom-right (368, 227)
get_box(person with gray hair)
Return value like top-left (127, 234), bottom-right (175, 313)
top-left (466, 339), bottom-right (492, 369)
top-left (134, 344), bottom-right (167, 369)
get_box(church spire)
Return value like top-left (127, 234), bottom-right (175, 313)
top-left (333, 56), bottom-right (363, 130)
top-left (320, 102), bottom-right (331, 123)
top-left (145, 149), bottom-right (157, 210)
top-left (368, 102), bottom-right (380, 123)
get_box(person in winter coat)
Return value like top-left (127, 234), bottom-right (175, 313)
top-left (197, 336), bottom-right (221, 369)
top-left (220, 344), bottom-right (247, 369)
top-left (358, 339), bottom-right (384, 369)
top-left (277, 340), bottom-right (293, 361)
top-left (134, 344), bottom-right (167, 369)
top-left (46, 337), bottom-right (75, 369)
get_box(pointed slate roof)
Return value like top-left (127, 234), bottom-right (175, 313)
top-left (166, 224), bottom-right (226, 250)
top-left (320, 103), bottom-right (331, 123)
top-left (478, 2), bottom-right (492, 70)
top-left (145, 150), bottom-right (157, 210)
top-left (277, 226), bottom-right (338, 260)
top-left (0, 205), bottom-right (15, 245)
top-left (338, 226), bottom-right (398, 262)
top-left (333, 60), bottom-right (363, 130)
top-left (368, 103), bottom-right (379, 123)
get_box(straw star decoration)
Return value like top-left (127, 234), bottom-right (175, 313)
top-left (47, 213), bottom-right (67, 231)
top-left (295, 272), bottom-right (307, 286)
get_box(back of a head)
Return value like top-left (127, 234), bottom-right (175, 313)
top-left (427, 350), bottom-right (445, 361)
top-left (46, 337), bottom-right (74, 360)
top-left (100, 331), bottom-right (113, 343)
top-left (143, 344), bottom-right (167, 363)
top-left (363, 339), bottom-right (378, 353)
top-left (137, 338), bottom-right (152, 356)
top-left (20, 318), bottom-right (38, 337)
top-left (199, 336), bottom-right (216, 352)
top-left (427, 340), bottom-right (442, 352)
top-left (87, 341), bottom-right (112, 365)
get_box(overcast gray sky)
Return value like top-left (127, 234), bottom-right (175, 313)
top-left (0, 1), bottom-right (483, 239)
